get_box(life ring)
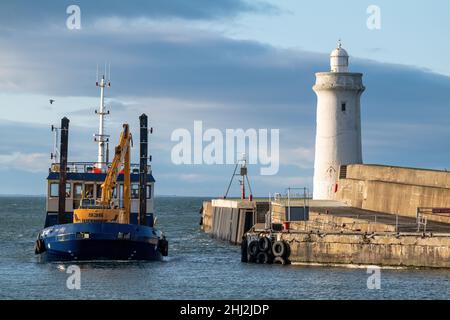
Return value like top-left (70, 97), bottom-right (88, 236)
top-left (272, 240), bottom-right (288, 258)
top-left (258, 237), bottom-right (271, 252)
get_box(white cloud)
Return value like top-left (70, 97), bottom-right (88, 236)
top-left (252, 175), bottom-right (313, 192)
top-left (0, 152), bottom-right (50, 173)
top-left (279, 146), bottom-right (314, 169)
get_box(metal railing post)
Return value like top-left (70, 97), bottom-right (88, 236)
top-left (424, 217), bottom-right (427, 233)
top-left (287, 187), bottom-right (291, 222)
top-left (416, 208), bottom-right (420, 231)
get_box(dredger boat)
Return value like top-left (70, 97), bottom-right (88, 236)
top-left (34, 75), bottom-right (168, 261)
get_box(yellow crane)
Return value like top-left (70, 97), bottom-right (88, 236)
top-left (73, 124), bottom-right (132, 224)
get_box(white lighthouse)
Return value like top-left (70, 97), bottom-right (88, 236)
top-left (312, 42), bottom-right (365, 200)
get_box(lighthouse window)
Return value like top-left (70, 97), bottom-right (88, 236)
top-left (131, 184), bottom-right (139, 199)
top-left (50, 183), bottom-right (59, 197)
top-left (341, 102), bottom-right (346, 112)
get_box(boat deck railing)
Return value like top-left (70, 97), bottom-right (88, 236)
top-left (49, 162), bottom-right (151, 174)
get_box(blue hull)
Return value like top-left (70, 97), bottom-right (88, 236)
top-left (37, 222), bottom-right (164, 261)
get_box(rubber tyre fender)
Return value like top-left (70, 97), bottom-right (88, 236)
top-left (158, 238), bottom-right (169, 257)
top-left (247, 253), bottom-right (256, 263)
top-left (272, 240), bottom-right (287, 257)
top-left (256, 251), bottom-right (270, 264)
top-left (34, 240), bottom-right (40, 255)
top-left (258, 237), bottom-right (271, 252)
top-left (285, 241), bottom-right (291, 259)
top-left (35, 239), bottom-right (45, 255)
top-left (248, 240), bottom-right (259, 258)
top-left (273, 256), bottom-right (286, 265)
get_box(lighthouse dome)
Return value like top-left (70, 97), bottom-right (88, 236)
top-left (330, 42), bottom-right (349, 72)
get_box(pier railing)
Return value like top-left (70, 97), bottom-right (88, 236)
top-left (416, 207), bottom-right (450, 232)
top-left (304, 211), bottom-right (450, 234)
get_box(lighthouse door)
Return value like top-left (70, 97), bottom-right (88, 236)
top-left (326, 166), bottom-right (337, 198)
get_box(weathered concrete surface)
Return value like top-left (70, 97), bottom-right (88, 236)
top-left (203, 197), bottom-right (450, 268)
top-left (301, 212), bottom-right (396, 233)
top-left (336, 164), bottom-right (450, 224)
top-left (272, 208), bottom-right (396, 233)
top-left (211, 199), bottom-right (255, 209)
top-left (280, 232), bottom-right (450, 268)
top-left (201, 201), bottom-right (213, 233)
top-left (311, 206), bottom-right (450, 233)
top-left (344, 164), bottom-right (450, 187)
top-left (201, 200), bottom-right (255, 244)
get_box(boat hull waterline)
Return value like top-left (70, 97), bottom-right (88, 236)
top-left (36, 222), bottom-right (164, 261)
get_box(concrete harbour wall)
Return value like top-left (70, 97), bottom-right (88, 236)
top-left (201, 200), bottom-right (255, 244)
top-left (202, 197), bottom-right (450, 268)
top-left (337, 164), bottom-right (450, 223)
top-left (280, 232), bottom-right (450, 268)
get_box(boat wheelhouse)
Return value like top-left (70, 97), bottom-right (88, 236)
top-left (45, 162), bottom-right (155, 228)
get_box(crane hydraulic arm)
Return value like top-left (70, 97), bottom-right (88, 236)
top-left (73, 124), bottom-right (132, 224)
top-left (100, 124), bottom-right (132, 207)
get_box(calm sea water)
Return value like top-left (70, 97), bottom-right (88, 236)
top-left (0, 196), bottom-right (449, 300)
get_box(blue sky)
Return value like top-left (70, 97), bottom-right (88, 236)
top-left (0, 0), bottom-right (450, 196)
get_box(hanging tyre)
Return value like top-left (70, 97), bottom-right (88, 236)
top-left (158, 238), bottom-right (169, 257)
top-left (256, 251), bottom-right (270, 264)
top-left (248, 240), bottom-right (259, 258)
top-left (272, 240), bottom-right (288, 258)
top-left (247, 253), bottom-right (256, 263)
top-left (258, 237), bottom-right (271, 252)
top-left (273, 256), bottom-right (286, 265)
top-left (34, 239), bottom-right (45, 255)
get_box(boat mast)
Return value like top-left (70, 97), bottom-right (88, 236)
top-left (94, 64), bottom-right (111, 170)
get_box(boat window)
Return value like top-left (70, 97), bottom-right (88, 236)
top-left (131, 184), bottom-right (139, 199)
top-left (147, 185), bottom-right (152, 199)
top-left (65, 183), bottom-right (71, 198)
top-left (119, 184), bottom-right (124, 208)
top-left (85, 184), bottom-right (94, 199)
top-left (96, 184), bottom-right (102, 198)
top-left (119, 184), bottom-right (124, 199)
top-left (73, 183), bottom-right (83, 209)
top-left (74, 183), bottom-right (83, 198)
top-left (50, 183), bottom-right (59, 197)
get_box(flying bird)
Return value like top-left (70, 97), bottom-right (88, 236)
top-left (49, 99), bottom-right (55, 104)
